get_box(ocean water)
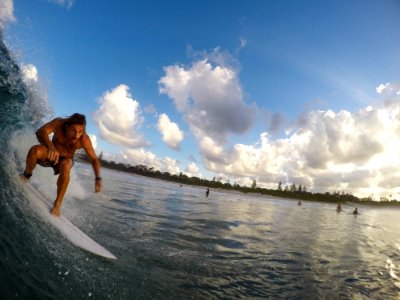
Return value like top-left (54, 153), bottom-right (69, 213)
top-left (1, 38), bottom-right (400, 300)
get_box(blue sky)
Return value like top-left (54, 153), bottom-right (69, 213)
top-left (2, 0), bottom-right (400, 198)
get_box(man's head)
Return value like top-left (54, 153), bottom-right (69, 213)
top-left (64, 113), bottom-right (86, 143)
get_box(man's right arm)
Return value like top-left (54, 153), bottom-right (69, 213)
top-left (35, 118), bottom-right (62, 163)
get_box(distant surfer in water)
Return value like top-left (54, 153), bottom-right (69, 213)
top-left (336, 203), bottom-right (342, 212)
top-left (206, 188), bottom-right (210, 197)
top-left (353, 208), bottom-right (358, 215)
top-left (21, 113), bottom-right (101, 217)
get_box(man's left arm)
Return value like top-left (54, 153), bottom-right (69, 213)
top-left (82, 135), bottom-right (102, 192)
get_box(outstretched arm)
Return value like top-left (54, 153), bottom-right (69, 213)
top-left (82, 135), bottom-right (102, 192)
top-left (36, 118), bottom-right (62, 164)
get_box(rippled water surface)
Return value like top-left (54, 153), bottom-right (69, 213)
top-left (2, 163), bottom-right (400, 299)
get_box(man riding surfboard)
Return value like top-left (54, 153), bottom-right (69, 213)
top-left (21, 113), bottom-right (101, 217)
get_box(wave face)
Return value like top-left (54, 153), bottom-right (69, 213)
top-left (0, 38), bottom-right (49, 299)
top-left (0, 39), bottom-right (84, 299)
top-left (0, 40), bottom-right (28, 135)
top-left (0, 39), bottom-right (33, 297)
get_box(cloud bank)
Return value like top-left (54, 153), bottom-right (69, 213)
top-left (205, 94), bottom-right (400, 197)
top-left (103, 148), bottom-right (182, 175)
top-left (160, 60), bottom-right (400, 197)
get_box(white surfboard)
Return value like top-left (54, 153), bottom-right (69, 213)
top-left (24, 183), bottom-right (117, 260)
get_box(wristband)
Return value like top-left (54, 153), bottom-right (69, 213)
top-left (95, 177), bottom-right (102, 181)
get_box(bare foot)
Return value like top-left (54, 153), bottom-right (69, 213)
top-left (50, 207), bottom-right (61, 217)
top-left (19, 173), bottom-right (30, 183)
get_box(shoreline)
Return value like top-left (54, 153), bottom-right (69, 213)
top-left (76, 159), bottom-right (400, 207)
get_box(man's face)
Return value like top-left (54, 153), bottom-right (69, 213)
top-left (66, 124), bottom-right (85, 143)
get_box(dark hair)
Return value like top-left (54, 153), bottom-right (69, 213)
top-left (62, 113), bottom-right (86, 134)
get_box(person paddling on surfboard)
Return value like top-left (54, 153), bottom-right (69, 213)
top-left (21, 113), bottom-right (102, 217)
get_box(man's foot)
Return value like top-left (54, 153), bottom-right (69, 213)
top-left (20, 172), bottom-right (32, 183)
top-left (50, 206), bottom-right (61, 217)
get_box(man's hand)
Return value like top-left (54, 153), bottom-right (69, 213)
top-left (47, 144), bottom-right (59, 164)
top-left (95, 178), bottom-right (102, 193)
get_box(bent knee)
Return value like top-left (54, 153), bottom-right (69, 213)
top-left (59, 158), bottom-right (73, 171)
top-left (29, 144), bottom-right (48, 160)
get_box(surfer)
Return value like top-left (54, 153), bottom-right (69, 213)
top-left (336, 203), bottom-right (342, 212)
top-left (206, 188), bottom-right (210, 197)
top-left (21, 113), bottom-right (101, 217)
top-left (353, 208), bottom-right (358, 215)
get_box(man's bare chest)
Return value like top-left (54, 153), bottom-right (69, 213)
top-left (52, 134), bottom-right (82, 156)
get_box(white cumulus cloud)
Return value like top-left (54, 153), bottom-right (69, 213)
top-left (184, 162), bottom-right (203, 178)
top-left (376, 83), bottom-right (390, 94)
top-left (157, 113), bottom-right (184, 150)
top-left (376, 82), bottom-right (400, 96)
top-left (93, 84), bottom-right (150, 148)
top-left (159, 49), bottom-right (256, 161)
top-left (185, 162), bottom-right (199, 173)
top-left (184, 162), bottom-right (202, 178)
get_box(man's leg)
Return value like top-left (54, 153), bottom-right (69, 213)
top-left (51, 158), bottom-right (73, 217)
top-left (22, 145), bottom-right (48, 180)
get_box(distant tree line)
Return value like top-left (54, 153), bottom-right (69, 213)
top-left (76, 151), bottom-right (400, 206)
